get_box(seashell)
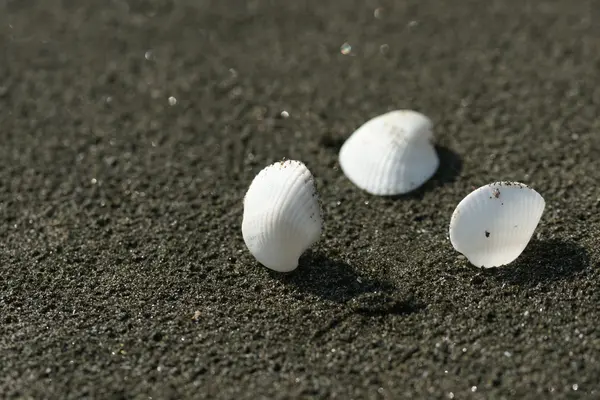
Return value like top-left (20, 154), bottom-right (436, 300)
top-left (449, 181), bottom-right (546, 268)
top-left (338, 110), bottom-right (439, 195)
top-left (242, 160), bottom-right (322, 272)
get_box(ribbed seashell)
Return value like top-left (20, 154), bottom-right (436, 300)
top-left (338, 110), bottom-right (439, 195)
top-left (449, 182), bottom-right (546, 268)
top-left (242, 160), bottom-right (322, 272)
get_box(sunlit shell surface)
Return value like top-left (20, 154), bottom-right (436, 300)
top-left (338, 110), bottom-right (439, 196)
top-left (449, 182), bottom-right (546, 268)
top-left (242, 160), bottom-right (322, 272)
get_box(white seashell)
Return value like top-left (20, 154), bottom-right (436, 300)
top-left (338, 110), bottom-right (439, 195)
top-left (449, 181), bottom-right (546, 268)
top-left (242, 160), bottom-right (322, 272)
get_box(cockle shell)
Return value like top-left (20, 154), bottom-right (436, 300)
top-left (449, 182), bottom-right (546, 268)
top-left (338, 110), bottom-right (439, 195)
top-left (242, 160), bottom-right (322, 272)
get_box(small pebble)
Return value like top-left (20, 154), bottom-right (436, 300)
top-left (340, 42), bottom-right (352, 55)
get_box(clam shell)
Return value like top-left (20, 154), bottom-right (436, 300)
top-left (449, 182), bottom-right (546, 268)
top-left (242, 160), bottom-right (322, 272)
top-left (338, 110), bottom-right (439, 195)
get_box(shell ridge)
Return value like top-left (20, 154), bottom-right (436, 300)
top-left (266, 161), bottom-right (303, 252)
top-left (373, 133), bottom-right (398, 194)
top-left (284, 168), bottom-right (317, 244)
top-left (384, 133), bottom-right (410, 194)
top-left (379, 126), bottom-right (411, 194)
top-left (297, 179), bottom-right (321, 243)
top-left (277, 162), bottom-right (321, 267)
top-left (242, 171), bottom-right (271, 253)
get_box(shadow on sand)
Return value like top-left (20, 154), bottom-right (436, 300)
top-left (271, 251), bottom-right (426, 316)
top-left (481, 239), bottom-right (589, 286)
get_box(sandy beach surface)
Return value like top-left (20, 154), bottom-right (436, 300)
top-left (1, 0), bottom-right (599, 398)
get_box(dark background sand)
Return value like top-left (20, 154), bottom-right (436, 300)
top-left (1, 0), bottom-right (599, 398)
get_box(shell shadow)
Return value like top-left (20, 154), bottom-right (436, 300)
top-left (270, 251), bottom-right (396, 304)
top-left (390, 145), bottom-right (463, 200)
top-left (319, 134), bottom-right (346, 152)
top-left (480, 239), bottom-right (589, 286)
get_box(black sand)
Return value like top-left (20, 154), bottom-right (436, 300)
top-left (1, 1), bottom-right (600, 398)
